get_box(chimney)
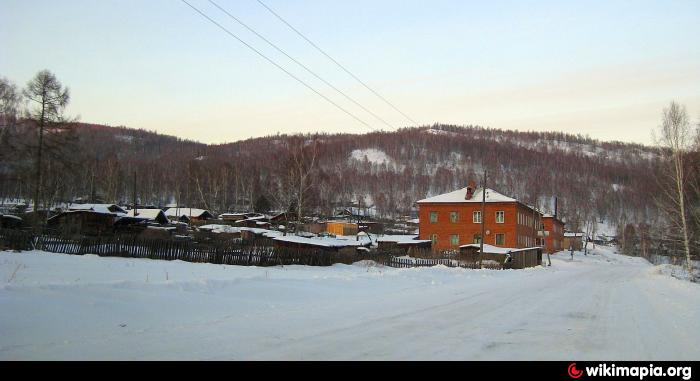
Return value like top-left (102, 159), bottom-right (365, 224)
top-left (466, 180), bottom-right (477, 200)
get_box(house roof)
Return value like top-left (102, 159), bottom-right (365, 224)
top-left (417, 187), bottom-right (517, 204)
top-left (459, 243), bottom-right (540, 254)
top-left (164, 208), bottom-right (213, 218)
top-left (68, 204), bottom-right (127, 215)
top-left (273, 235), bottom-right (366, 248)
top-left (126, 209), bottom-right (166, 221)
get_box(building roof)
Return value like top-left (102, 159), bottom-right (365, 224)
top-left (273, 235), bottom-right (366, 248)
top-left (459, 243), bottom-right (540, 254)
top-left (68, 204), bottom-right (127, 215)
top-left (417, 187), bottom-right (517, 204)
top-left (126, 209), bottom-right (166, 221)
top-left (164, 208), bottom-right (213, 218)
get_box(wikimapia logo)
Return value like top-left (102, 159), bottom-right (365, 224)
top-left (568, 363), bottom-right (692, 380)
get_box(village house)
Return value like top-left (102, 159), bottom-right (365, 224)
top-left (417, 182), bottom-right (542, 251)
top-left (164, 207), bottom-right (216, 224)
top-left (68, 204), bottom-right (127, 215)
top-left (126, 208), bottom-right (169, 225)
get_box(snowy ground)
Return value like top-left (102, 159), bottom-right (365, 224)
top-left (1, 246), bottom-right (698, 360)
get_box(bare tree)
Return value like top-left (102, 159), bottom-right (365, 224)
top-left (653, 101), bottom-right (695, 281)
top-left (280, 136), bottom-right (319, 232)
top-left (0, 77), bottom-right (22, 156)
top-left (23, 70), bottom-right (72, 216)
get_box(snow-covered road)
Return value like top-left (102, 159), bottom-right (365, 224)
top-left (0, 246), bottom-right (698, 360)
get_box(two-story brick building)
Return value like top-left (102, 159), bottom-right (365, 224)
top-left (542, 214), bottom-right (565, 253)
top-left (417, 183), bottom-right (542, 251)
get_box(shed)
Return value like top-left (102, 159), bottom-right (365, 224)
top-left (459, 244), bottom-right (542, 269)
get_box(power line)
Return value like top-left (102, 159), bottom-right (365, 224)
top-left (208, 0), bottom-right (392, 130)
top-left (256, 0), bottom-right (419, 126)
top-left (179, 0), bottom-right (373, 130)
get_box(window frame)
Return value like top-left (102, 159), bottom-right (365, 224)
top-left (496, 211), bottom-right (505, 224)
top-left (473, 211), bottom-right (482, 223)
top-left (495, 233), bottom-right (505, 246)
top-left (429, 211), bottom-right (438, 223)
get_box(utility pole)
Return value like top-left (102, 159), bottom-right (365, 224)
top-left (479, 170), bottom-right (486, 269)
top-left (133, 170), bottom-right (138, 218)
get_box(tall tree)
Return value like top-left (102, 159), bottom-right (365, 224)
top-left (287, 136), bottom-right (318, 231)
top-left (0, 77), bottom-right (22, 145)
top-left (23, 70), bottom-right (71, 216)
top-left (653, 101), bottom-right (695, 281)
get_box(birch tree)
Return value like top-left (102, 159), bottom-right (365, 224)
top-left (653, 101), bottom-right (695, 281)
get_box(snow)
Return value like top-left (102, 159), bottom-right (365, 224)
top-left (273, 235), bottom-right (366, 248)
top-left (376, 235), bottom-right (419, 244)
top-left (417, 187), bottom-right (517, 204)
top-left (68, 204), bottom-right (127, 215)
top-left (459, 243), bottom-right (539, 254)
top-left (164, 208), bottom-right (211, 218)
top-left (0, 246), bottom-right (698, 360)
top-left (125, 209), bottom-right (165, 221)
top-left (349, 148), bottom-right (395, 166)
top-left (199, 225), bottom-right (241, 234)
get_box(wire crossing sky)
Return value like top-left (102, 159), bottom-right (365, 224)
top-left (206, 0), bottom-right (393, 131)
top-left (1, 0), bottom-right (698, 145)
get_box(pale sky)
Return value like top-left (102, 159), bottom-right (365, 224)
top-left (2, 0), bottom-right (699, 145)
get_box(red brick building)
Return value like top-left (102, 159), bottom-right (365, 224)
top-left (417, 183), bottom-right (542, 251)
top-left (542, 215), bottom-right (565, 253)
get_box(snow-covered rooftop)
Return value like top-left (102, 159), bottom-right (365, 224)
top-left (274, 235), bottom-right (367, 248)
top-left (459, 243), bottom-right (540, 254)
top-left (68, 204), bottom-right (127, 215)
top-left (164, 208), bottom-right (212, 218)
top-left (126, 209), bottom-right (165, 221)
top-left (417, 188), bottom-right (517, 204)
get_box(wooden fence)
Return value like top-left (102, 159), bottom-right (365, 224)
top-left (0, 228), bottom-right (505, 270)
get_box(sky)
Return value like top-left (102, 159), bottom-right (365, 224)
top-left (1, 0), bottom-right (699, 145)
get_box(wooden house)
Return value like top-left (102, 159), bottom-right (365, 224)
top-left (0, 215), bottom-right (25, 229)
top-left (126, 209), bottom-right (169, 225)
top-left (164, 208), bottom-right (216, 224)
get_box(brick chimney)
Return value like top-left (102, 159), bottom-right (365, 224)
top-left (466, 180), bottom-right (477, 200)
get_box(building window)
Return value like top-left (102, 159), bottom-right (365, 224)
top-left (495, 233), bottom-right (505, 246)
top-left (430, 234), bottom-right (438, 245)
top-left (430, 212), bottom-right (438, 223)
top-left (473, 211), bottom-right (482, 223)
top-left (496, 211), bottom-right (505, 224)
top-left (450, 234), bottom-right (459, 247)
top-left (450, 211), bottom-right (459, 223)
top-left (473, 234), bottom-right (482, 244)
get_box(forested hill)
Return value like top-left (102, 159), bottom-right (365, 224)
top-left (1, 122), bottom-right (661, 232)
